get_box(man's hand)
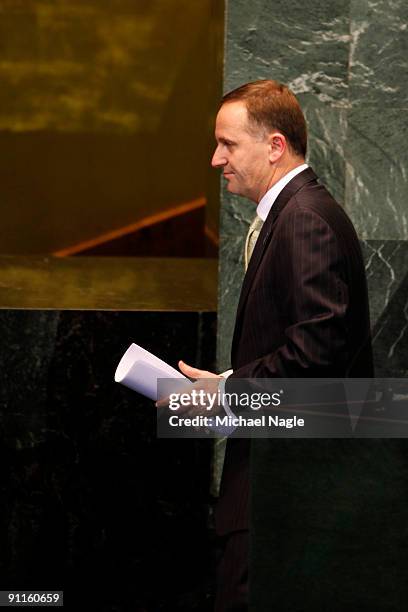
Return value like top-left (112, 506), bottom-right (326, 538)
top-left (156, 360), bottom-right (224, 417)
top-left (178, 360), bottom-right (220, 381)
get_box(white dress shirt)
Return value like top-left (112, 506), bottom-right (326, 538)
top-left (256, 163), bottom-right (309, 221)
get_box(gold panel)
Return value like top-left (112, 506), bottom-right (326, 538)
top-left (0, 0), bottom-right (224, 254)
top-left (0, 256), bottom-right (218, 311)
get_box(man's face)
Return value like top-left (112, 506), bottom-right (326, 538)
top-left (211, 101), bottom-right (271, 203)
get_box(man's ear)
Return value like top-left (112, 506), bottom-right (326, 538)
top-left (268, 132), bottom-right (286, 163)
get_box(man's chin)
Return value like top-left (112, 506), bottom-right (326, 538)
top-left (226, 180), bottom-right (238, 194)
top-left (224, 176), bottom-right (245, 197)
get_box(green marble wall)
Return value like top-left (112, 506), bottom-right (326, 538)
top-left (218, 0), bottom-right (408, 371)
top-left (217, 1), bottom-right (408, 610)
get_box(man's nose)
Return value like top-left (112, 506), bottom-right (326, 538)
top-left (211, 145), bottom-right (226, 168)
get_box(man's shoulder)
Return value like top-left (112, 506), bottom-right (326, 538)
top-left (285, 179), bottom-right (354, 230)
top-left (292, 177), bottom-right (339, 210)
top-left (274, 177), bottom-right (361, 249)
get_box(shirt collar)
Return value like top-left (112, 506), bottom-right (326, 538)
top-left (256, 163), bottom-right (309, 221)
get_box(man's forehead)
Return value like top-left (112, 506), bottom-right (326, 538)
top-left (215, 101), bottom-right (250, 138)
top-left (216, 101), bottom-right (248, 126)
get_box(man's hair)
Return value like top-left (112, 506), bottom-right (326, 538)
top-left (222, 80), bottom-right (307, 158)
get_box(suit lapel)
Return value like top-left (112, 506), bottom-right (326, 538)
top-left (231, 167), bottom-right (318, 359)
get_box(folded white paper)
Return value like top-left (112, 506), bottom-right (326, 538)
top-left (114, 343), bottom-right (190, 401)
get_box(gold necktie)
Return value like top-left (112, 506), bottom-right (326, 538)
top-left (244, 215), bottom-right (264, 270)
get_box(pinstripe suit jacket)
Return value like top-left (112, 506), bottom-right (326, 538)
top-left (215, 167), bottom-right (374, 536)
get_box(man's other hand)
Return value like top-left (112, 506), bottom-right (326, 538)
top-left (156, 360), bottom-right (224, 417)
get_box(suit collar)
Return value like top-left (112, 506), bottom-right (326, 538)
top-left (247, 167), bottom-right (318, 277)
top-left (231, 167), bottom-right (319, 359)
top-left (268, 166), bottom-right (317, 223)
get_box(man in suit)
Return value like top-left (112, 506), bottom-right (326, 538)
top-left (177, 80), bottom-right (373, 611)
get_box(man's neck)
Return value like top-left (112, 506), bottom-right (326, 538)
top-left (255, 161), bottom-right (308, 221)
top-left (259, 158), bottom-right (306, 203)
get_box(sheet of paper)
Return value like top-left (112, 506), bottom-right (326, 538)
top-left (114, 343), bottom-right (190, 400)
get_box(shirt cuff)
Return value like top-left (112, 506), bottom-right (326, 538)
top-left (219, 369), bottom-right (233, 378)
top-left (218, 371), bottom-right (237, 421)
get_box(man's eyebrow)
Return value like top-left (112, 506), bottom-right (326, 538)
top-left (217, 136), bottom-right (236, 145)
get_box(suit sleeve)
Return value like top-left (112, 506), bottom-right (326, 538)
top-left (229, 205), bottom-right (350, 379)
